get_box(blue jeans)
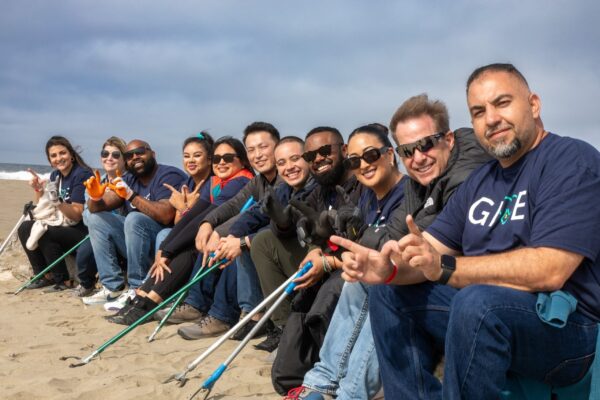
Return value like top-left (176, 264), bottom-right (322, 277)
top-left (370, 282), bottom-right (598, 400)
top-left (87, 211), bottom-right (163, 290)
top-left (303, 282), bottom-right (381, 399)
top-left (154, 228), bottom-right (171, 254)
top-left (236, 250), bottom-right (264, 313)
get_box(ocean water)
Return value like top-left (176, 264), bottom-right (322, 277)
top-left (0, 163), bottom-right (53, 181)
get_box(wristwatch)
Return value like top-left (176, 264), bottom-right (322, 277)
top-left (239, 237), bottom-right (248, 251)
top-left (436, 254), bottom-right (456, 285)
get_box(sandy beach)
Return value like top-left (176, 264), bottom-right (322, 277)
top-left (0, 180), bottom-right (280, 400)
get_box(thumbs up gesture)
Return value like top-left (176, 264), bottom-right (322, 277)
top-left (398, 215), bottom-right (442, 281)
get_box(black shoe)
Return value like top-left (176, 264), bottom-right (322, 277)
top-left (104, 299), bottom-right (134, 320)
top-left (106, 305), bottom-right (149, 326)
top-left (26, 277), bottom-right (53, 289)
top-left (231, 318), bottom-right (275, 341)
top-left (42, 283), bottom-right (69, 293)
top-left (253, 324), bottom-right (282, 352)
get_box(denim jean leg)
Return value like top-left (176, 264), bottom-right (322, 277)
top-left (208, 261), bottom-right (240, 325)
top-left (86, 211), bottom-right (126, 291)
top-left (304, 282), bottom-right (371, 396)
top-left (154, 228), bottom-right (171, 254)
top-left (123, 212), bottom-right (163, 289)
top-left (185, 258), bottom-right (221, 313)
top-left (236, 251), bottom-right (264, 313)
top-left (75, 239), bottom-right (97, 289)
top-left (370, 282), bottom-right (457, 400)
top-left (443, 284), bottom-right (599, 400)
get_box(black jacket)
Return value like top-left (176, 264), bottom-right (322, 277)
top-left (361, 127), bottom-right (491, 250)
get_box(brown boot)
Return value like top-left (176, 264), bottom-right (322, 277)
top-left (153, 303), bottom-right (205, 324)
top-left (177, 315), bottom-right (231, 340)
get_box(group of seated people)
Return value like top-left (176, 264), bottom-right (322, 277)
top-left (18, 63), bottom-right (600, 400)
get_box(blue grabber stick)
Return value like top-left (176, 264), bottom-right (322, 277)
top-left (148, 196), bottom-right (255, 342)
top-left (188, 261), bottom-right (313, 400)
top-left (61, 256), bottom-right (230, 368)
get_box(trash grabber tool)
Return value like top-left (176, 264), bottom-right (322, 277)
top-left (163, 261), bottom-right (312, 386)
top-left (0, 201), bottom-right (34, 256)
top-left (13, 234), bottom-right (90, 295)
top-left (148, 254), bottom-right (210, 343)
top-left (63, 257), bottom-right (228, 368)
top-left (189, 261), bottom-right (313, 399)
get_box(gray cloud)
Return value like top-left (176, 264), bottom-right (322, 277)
top-left (1, 0), bottom-right (598, 167)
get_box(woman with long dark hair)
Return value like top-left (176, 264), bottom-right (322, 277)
top-left (18, 135), bottom-right (93, 291)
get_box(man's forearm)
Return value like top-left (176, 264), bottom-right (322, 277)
top-left (131, 197), bottom-right (174, 225)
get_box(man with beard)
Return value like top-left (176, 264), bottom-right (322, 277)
top-left (250, 126), bottom-right (363, 352)
top-left (82, 139), bottom-right (187, 309)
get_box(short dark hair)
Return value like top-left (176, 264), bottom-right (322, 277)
top-left (305, 126), bottom-right (344, 144)
top-left (389, 94), bottom-right (449, 136)
top-left (45, 135), bottom-right (91, 171)
top-left (183, 131), bottom-right (215, 157)
top-left (243, 122), bottom-right (280, 144)
top-left (275, 135), bottom-right (304, 149)
top-left (213, 136), bottom-right (255, 176)
top-left (349, 123), bottom-right (397, 166)
top-left (466, 63), bottom-right (529, 93)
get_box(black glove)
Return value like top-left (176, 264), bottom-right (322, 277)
top-left (333, 185), bottom-right (364, 241)
top-left (289, 199), bottom-right (336, 247)
top-left (261, 188), bottom-right (291, 229)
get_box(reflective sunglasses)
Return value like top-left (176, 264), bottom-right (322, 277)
top-left (302, 143), bottom-right (342, 163)
top-left (124, 146), bottom-right (150, 161)
top-left (343, 146), bottom-right (390, 170)
top-left (212, 153), bottom-right (238, 164)
top-left (395, 132), bottom-right (445, 158)
top-left (100, 150), bottom-right (122, 159)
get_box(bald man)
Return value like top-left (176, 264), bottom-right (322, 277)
top-left (82, 140), bottom-right (187, 310)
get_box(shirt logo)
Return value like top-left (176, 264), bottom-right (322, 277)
top-left (424, 197), bottom-right (434, 209)
top-left (468, 191), bottom-right (527, 227)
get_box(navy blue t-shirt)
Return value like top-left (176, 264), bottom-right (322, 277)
top-left (427, 133), bottom-right (600, 321)
top-left (50, 164), bottom-right (93, 204)
top-left (359, 176), bottom-right (406, 228)
top-left (123, 164), bottom-right (187, 213)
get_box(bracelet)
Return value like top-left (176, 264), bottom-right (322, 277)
top-left (384, 261), bottom-right (398, 284)
top-left (180, 207), bottom-right (191, 216)
top-left (322, 253), bottom-right (332, 273)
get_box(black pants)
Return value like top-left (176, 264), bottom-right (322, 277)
top-left (18, 220), bottom-right (88, 284)
top-left (139, 248), bottom-right (198, 300)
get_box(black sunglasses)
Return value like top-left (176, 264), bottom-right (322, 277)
top-left (395, 132), bottom-right (445, 158)
top-left (302, 143), bottom-right (342, 163)
top-left (343, 146), bottom-right (390, 170)
top-left (124, 146), bottom-right (150, 161)
top-left (100, 150), bottom-right (122, 159)
top-left (212, 153), bottom-right (238, 164)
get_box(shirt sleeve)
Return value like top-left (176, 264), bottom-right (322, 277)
top-left (69, 169), bottom-right (92, 204)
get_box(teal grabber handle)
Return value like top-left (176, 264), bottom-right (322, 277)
top-left (285, 261), bottom-right (314, 294)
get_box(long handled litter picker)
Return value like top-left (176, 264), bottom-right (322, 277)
top-left (0, 201), bottom-right (33, 257)
top-left (13, 234), bottom-right (90, 295)
top-left (61, 257), bottom-right (229, 368)
top-left (149, 196), bottom-right (255, 343)
top-left (163, 260), bottom-right (313, 387)
top-left (189, 261), bottom-right (313, 400)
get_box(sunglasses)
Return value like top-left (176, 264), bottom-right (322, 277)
top-left (100, 150), bottom-right (122, 159)
top-left (343, 146), bottom-right (390, 170)
top-left (302, 143), bottom-right (342, 163)
top-left (212, 153), bottom-right (238, 164)
top-left (124, 146), bottom-right (150, 161)
top-left (395, 132), bottom-right (445, 158)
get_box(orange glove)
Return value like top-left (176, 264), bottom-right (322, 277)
top-left (108, 170), bottom-right (134, 200)
top-left (84, 170), bottom-right (107, 201)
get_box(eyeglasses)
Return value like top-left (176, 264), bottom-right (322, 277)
top-left (343, 146), bottom-right (390, 170)
top-left (124, 146), bottom-right (150, 161)
top-left (395, 132), bottom-right (445, 158)
top-left (302, 143), bottom-right (342, 163)
top-left (100, 150), bottom-right (122, 159)
top-left (212, 153), bottom-right (238, 164)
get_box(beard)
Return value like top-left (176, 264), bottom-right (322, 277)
top-left (486, 137), bottom-right (522, 159)
top-left (312, 159), bottom-right (346, 186)
top-left (127, 156), bottom-right (157, 177)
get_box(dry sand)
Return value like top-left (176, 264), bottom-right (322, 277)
top-left (0, 180), bottom-right (280, 400)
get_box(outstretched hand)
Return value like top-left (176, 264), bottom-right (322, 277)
top-left (84, 170), bottom-right (108, 201)
top-left (27, 168), bottom-right (46, 193)
top-left (149, 250), bottom-right (172, 283)
top-left (398, 215), bottom-right (442, 281)
top-left (107, 170), bottom-right (134, 200)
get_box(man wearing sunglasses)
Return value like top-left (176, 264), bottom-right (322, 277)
top-left (83, 139), bottom-right (187, 309)
top-left (250, 126), bottom-right (363, 353)
top-left (332, 64), bottom-right (600, 399)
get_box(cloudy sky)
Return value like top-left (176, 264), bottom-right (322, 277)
top-left (1, 0), bottom-right (599, 167)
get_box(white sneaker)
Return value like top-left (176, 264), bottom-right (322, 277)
top-left (103, 288), bottom-right (136, 312)
top-left (82, 286), bottom-right (123, 305)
